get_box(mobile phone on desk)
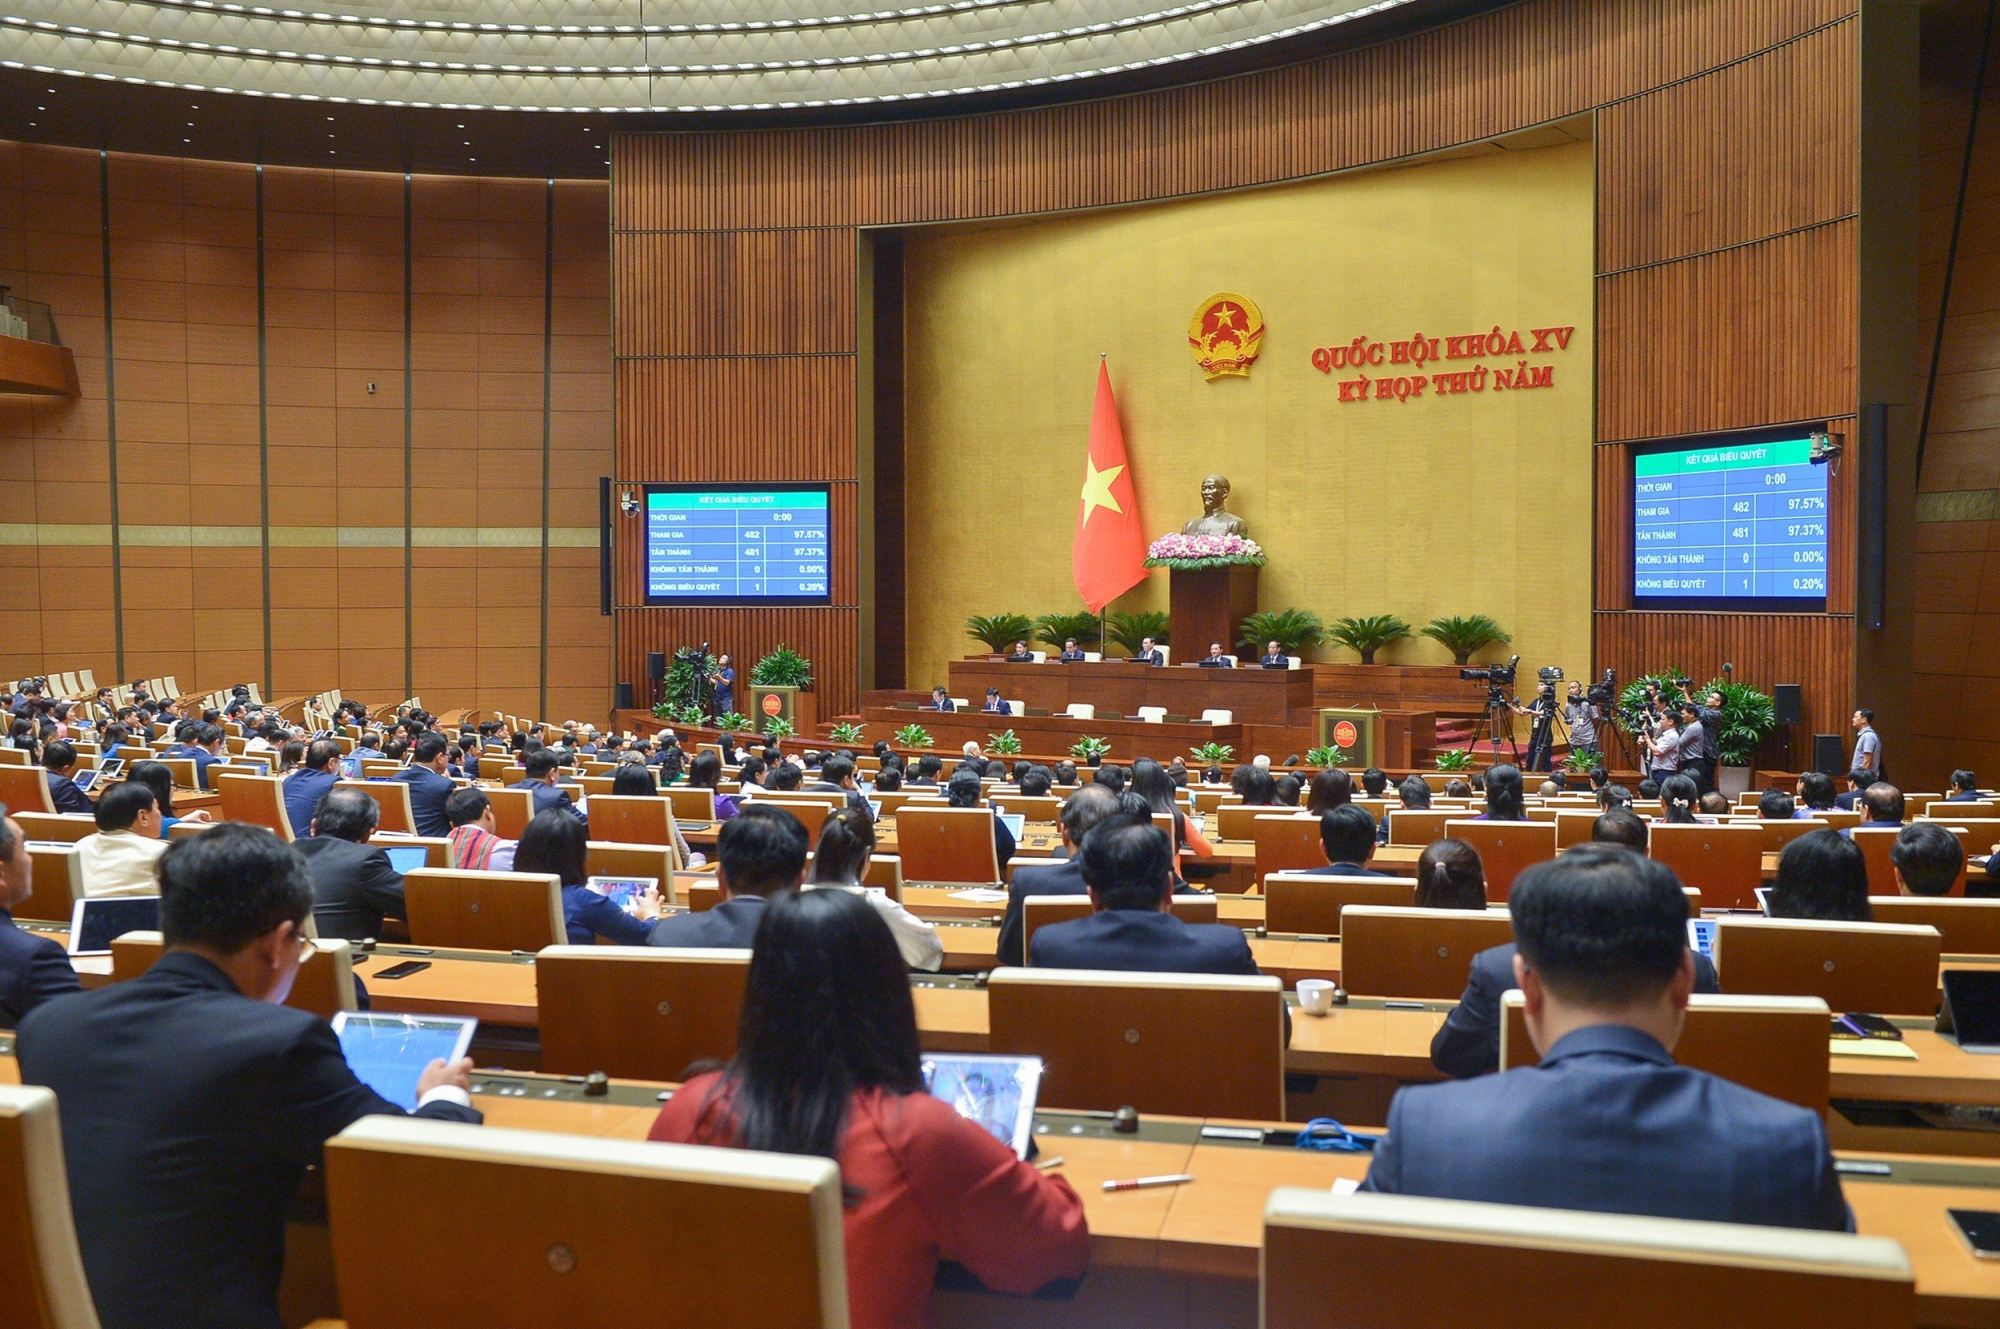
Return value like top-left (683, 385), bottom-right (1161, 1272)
top-left (1950, 1210), bottom-right (2000, 1259)
top-left (373, 960), bottom-right (432, 981)
top-left (1834, 1013), bottom-right (1903, 1041)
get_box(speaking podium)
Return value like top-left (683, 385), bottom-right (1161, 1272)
top-left (1168, 565), bottom-right (1259, 661)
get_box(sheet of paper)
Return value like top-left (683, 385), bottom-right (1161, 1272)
top-left (948, 888), bottom-right (1009, 903)
top-left (1828, 1038), bottom-right (1919, 1060)
top-left (1331, 1177), bottom-right (1362, 1195)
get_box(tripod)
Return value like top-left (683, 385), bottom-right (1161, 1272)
top-left (1463, 685), bottom-right (1521, 762)
top-left (1524, 692), bottom-right (1571, 773)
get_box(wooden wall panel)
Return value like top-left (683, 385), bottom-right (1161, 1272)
top-left (1595, 224), bottom-right (1859, 442)
top-left (613, 0), bottom-right (1866, 735)
top-left (1596, 21), bottom-right (1860, 272)
top-left (0, 141), bottom-right (611, 719)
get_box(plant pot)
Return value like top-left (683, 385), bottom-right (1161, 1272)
top-left (1718, 764), bottom-right (1752, 798)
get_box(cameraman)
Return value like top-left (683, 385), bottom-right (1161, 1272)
top-left (1562, 681), bottom-right (1600, 755)
top-left (1643, 707), bottom-right (1683, 785)
top-left (1676, 702), bottom-right (1713, 795)
top-left (1515, 682), bottom-right (1560, 772)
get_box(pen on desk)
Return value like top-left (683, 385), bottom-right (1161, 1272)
top-left (1033, 1156), bottom-right (1065, 1172)
top-left (1101, 1174), bottom-right (1195, 1193)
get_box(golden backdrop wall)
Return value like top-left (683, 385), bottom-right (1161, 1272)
top-left (901, 135), bottom-right (1595, 690)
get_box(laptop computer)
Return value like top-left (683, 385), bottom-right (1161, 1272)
top-left (1941, 971), bottom-right (2000, 1054)
top-left (921, 1053), bottom-right (1043, 1160)
top-left (68, 896), bottom-right (162, 957)
top-left (332, 1011), bottom-right (479, 1110)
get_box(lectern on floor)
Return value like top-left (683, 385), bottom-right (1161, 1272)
top-left (1168, 564), bottom-right (1258, 660)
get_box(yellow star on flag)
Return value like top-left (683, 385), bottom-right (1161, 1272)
top-left (1080, 459), bottom-right (1125, 521)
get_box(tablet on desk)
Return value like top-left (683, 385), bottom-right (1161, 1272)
top-left (1686, 918), bottom-right (1716, 962)
top-left (68, 896), bottom-right (161, 956)
top-left (997, 813), bottom-right (1026, 841)
top-left (921, 1054), bottom-right (1043, 1160)
top-left (382, 844), bottom-right (430, 876)
top-left (70, 769), bottom-right (101, 795)
top-left (332, 1011), bottom-right (478, 1111)
top-left (1754, 886), bottom-right (1773, 916)
top-left (587, 875), bottom-right (657, 910)
top-left (95, 756), bottom-right (124, 779)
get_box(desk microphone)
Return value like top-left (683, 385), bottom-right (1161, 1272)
top-left (1283, 755), bottom-right (1300, 767)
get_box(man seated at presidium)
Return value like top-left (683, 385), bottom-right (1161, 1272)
top-left (1370, 845), bottom-right (1849, 1232)
top-left (1129, 636), bottom-right (1164, 667)
top-left (647, 803), bottom-right (808, 949)
top-left (17, 823), bottom-right (482, 1329)
top-left (928, 686), bottom-right (956, 712)
top-left (981, 687), bottom-right (1013, 714)
top-left (1058, 638), bottom-right (1089, 663)
top-left (1259, 640), bottom-right (1288, 668)
top-left (1005, 640), bottom-right (1037, 663)
top-left (1198, 642), bottom-right (1235, 668)
top-left (1430, 810), bottom-right (1718, 1080)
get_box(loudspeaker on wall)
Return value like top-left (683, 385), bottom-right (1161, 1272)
top-left (615, 682), bottom-right (634, 710)
top-left (1813, 733), bottom-right (1844, 777)
top-left (647, 652), bottom-right (667, 681)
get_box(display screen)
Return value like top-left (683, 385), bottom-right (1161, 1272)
top-left (643, 485), bottom-right (832, 606)
top-left (1632, 434), bottom-right (1828, 609)
top-left (921, 1054), bottom-right (1043, 1159)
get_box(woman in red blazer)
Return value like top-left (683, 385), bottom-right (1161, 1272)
top-left (650, 888), bottom-right (1087, 1328)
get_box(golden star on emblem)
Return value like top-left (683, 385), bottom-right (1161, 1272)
top-left (1079, 459), bottom-right (1125, 520)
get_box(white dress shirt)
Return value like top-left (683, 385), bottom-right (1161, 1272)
top-left (77, 829), bottom-right (170, 897)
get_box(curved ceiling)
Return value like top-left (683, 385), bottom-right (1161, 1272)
top-left (0, 0), bottom-right (1432, 111)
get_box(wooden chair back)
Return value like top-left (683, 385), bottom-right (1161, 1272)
top-left (1339, 905), bottom-right (1514, 999)
top-left (1818, 808), bottom-right (1863, 831)
top-left (0, 1083), bottom-right (102, 1329)
top-left (1261, 1188), bottom-right (1913, 1329)
top-left (796, 852), bottom-right (904, 901)
top-left (154, 758), bottom-right (198, 791)
top-left (215, 772), bottom-right (294, 841)
top-left (109, 931), bottom-right (357, 1018)
top-left (334, 779), bottom-right (415, 835)
top-left (1385, 809), bottom-right (1454, 847)
top-left (894, 807), bottom-right (1002, 885)
top-left (1251, 813), bottom-right (1327, 885)
top-left (1868, 895), bottom-right (2000, 955)
top-left (1218, 803), bottom-right (1290, 841)
top-left (537, 946), bottom-right (751, 1082)
top-left (401, 869), bottom-right (566, 953)
top-left (1443, 820), bottom-right (1557, 901)
top-left (1646, 822), bottom-right (1764, 910)
top-left (1552, 810), bottom-right (1600, 849)
top-left (1263, 874), bottom-right (1419, 937)
top-left (1923, 799), bottom-right (1996, 818)
top-left (484, 787), bottom-right (537, 840)
top-left (1501, 992), bottom-right (1832, 1112)
top-left (1019, 894), bottom-right (1220, 958)
top-left (0, 765), bottom-right (55, 815)
top-left (0, 746), bottom-right (28, 767)
top-left (577, 777), bottom-right (615, 800)
top-left (13, 844), bottom-right (83, 922)
top-left (586, 795), bottom-right (681, 853)
top-left (666, 787), bottom-right (717, 823)
top-left (374, 834), bottom-right (450, 868)
top-left (1755, 817), bottom-right (1830, 853)
top-left (986, 967), bottom-right (1284, 1120)
top-left (13, 814), bottom-right (94, 845)
top-left (324, 1117), bottom-right (849, 1329)
top-left (1852, 825), bottom-right (1971, 896)
top-left (989, 793), bottom-right (1062, 824)
top-left (586, 842), bottom-right (680, 906)
top-left (751, 797), bottom-right (835, 840)
top-left (1712, 917), bottom-right (1942, 1015)
top-left (1189, 788), bottom-right (1238, 814)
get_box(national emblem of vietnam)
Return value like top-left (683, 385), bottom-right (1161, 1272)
top-left (1187, 293), bottom-right (1265, 379)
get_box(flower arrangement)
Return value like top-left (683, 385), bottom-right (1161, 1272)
top-left (1144, 532), bottom-right (1266, 570)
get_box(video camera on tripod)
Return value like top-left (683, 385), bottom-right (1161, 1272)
top-left (1459, 655), bottom-right (1519, 688)
top-left (1585, 668), bottom-right (1618, 707)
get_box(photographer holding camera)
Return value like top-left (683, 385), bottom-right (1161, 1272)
top-left (1675, 702), bottom-right (1714, 795)
top-left (1562, 679), bottom-right (1600, 760)
top-left (1515, 678), bottom-right (1561, 772)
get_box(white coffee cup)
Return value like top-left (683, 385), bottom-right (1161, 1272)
top-left (1296, 978), bottom-right (1335, 1017)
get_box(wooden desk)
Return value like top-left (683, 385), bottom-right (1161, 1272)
top-left (945, 659), bottom-right (1316, 728)
top-left (239, 1059), bottom-right (2000, 1329)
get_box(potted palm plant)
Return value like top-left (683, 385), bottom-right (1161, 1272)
top-left (964, 613), bottom-right (1035, 655)
top-left (1103, 611), bottom-right (1170, 656)
top-left (1419, 614), bottom-right (1512, 666)
top-left (1032, 610), bottom-right (1101, 652)
top-left (1236, 608), bottom-right (1324, 658)
top-left (1327, 615), bottom-right (1411, 665)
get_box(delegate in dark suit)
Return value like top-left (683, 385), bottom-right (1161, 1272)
top-left (1000, 859), bottom-right (1211, 966)
top-left (511, 777), bottom-right (586, 821)
top-left (1130, 649), bottom-right (1164, 666)
top-left (1431, 940), bottom-right (1720, 1080)
top-left (1028, 908), bottom-right (1259, 975)
top-left (282, 766), bottom-right (338, 840)
top-left (1367, 1023), bottom-right (1849, 1230)
top-left (292, 836), bottom-right (406, 941)
top-left (47, 770), bottom-right (91, 814)
top-left (0, 907), bottom-right (80, 1026)
top-left (647, 893), bottom-right (767, 948)
top-left (1302, 862), bottom-right (1391, 878)
top-left (15, 951), bottom-right (481, 1329)
top-left (395, 763), bottom-right (456, 836)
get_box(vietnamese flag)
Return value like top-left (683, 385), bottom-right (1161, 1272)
top-left (1072, 359), bottom-right (1149, 613)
